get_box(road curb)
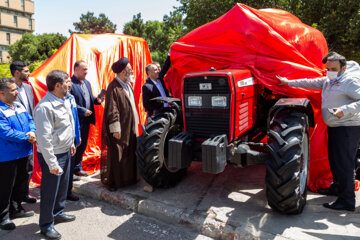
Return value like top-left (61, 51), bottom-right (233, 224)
top-left (72, 178), bottom-right (272, 239)
top-left (72, 175), bottom-right (360, 240)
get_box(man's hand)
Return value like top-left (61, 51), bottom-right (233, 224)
top-left (26, 132), bottom-right (36, 144)
top-left (97, 97), bottom-right (104, 103)
top-left (84, 110), bottom-right (92, 117)
top-left (70, 146), bottom-right (76, 157)
top-left (332, 108), bottom-right (344, 118)
top-left (113, 132), bottom-right (121, 140)
top-left (50, 167), bottom-right (62, 176)
top-left (276, 75), bottom-right (289, 85)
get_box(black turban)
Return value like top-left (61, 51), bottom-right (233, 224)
top-left (112, 57), bottom-right (129, 73)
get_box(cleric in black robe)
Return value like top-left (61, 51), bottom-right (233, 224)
top-left (100, 57), bottom-right (139, 190)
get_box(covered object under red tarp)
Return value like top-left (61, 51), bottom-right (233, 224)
top-left (29, 33), bottom-right (152, 186)
top-left (166, 3), bottom-right (333, 192)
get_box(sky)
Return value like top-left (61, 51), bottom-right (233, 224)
top-left (34, 0), bottom-right (180, 37)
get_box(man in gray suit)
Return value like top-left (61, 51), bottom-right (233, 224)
top-left (10, 61), bottom-right (37, 211)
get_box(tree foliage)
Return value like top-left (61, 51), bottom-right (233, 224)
top-left (123, 13), bottom-right (185, 64)
top-left (0, 63), bottom-right (11, 77)
top-left (70, 12), bottom-right (117, 34)
top-left (8, 33), bottom-right (67, 63)
top-left (123, 0), bottom-right (360, 63)
top-left (175, 0), bottom-right (360, 61)
top-left (0, 60), bottom-right (43, 77)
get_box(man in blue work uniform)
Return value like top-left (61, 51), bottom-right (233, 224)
top-left (0, 78), bottom-right (36, 230)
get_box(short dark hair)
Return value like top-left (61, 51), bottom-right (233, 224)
top-left (145, 63), bottom-right (155, 75)
top-left (322, 52), bottom-right (347, 68)
top-left (10, 61), bottom-right (27, 76)
top-left (46, 70), bottom-right (69, 91)
top-left (74, 60), bottom-right (86, 70)
top-left (0, 78), bottom-right (15, 92)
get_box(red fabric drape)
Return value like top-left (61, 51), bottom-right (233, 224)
top-left (166, 4), bottom-right (332, 192)
top-left (29, 33), bottom-right (152, 186)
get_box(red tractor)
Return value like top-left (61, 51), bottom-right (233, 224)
top-left (136, 68), bottom-right (314, 214)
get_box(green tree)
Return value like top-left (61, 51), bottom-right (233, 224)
top-left (175, 0), bottom-right (360, 62)
top-left (124, 1), bottom-right (360, 62)
top-left (174, 0), bottom-right (286, 32)
top-left (8, 33), bottom-right (67, 63)
top-left (123, 12), bottom-right (185, 64)
top-left (70, 12), bottom-right (117, 34)
top-left (123, 13), bottom-right (145, 37)
top-left (303, 0), bottom-right (360, 61)
top-left (0, 63), bottom-right (12, 77)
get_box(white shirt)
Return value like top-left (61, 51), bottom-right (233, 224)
top-left (17, 84), bottom-right (30, 114)
top-left (150, 78), bottom-right (168, 107)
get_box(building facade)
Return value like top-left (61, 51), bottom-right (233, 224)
top-left (0, 0), bottom-right (34, 62)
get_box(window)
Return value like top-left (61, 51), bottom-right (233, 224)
top-left (28, 18), bottom-right (32, 29)
top-left (6, 33), bottom-right (10, 45)
top-left (13, 16), bottom-right (17, 27)
top-left (5, 0), bottom-right (9, 8)
top-left (21, 0), bottom-right (25, 10)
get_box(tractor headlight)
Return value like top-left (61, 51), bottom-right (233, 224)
top-left (188, 96), bottom-right (202, 107)
top-left (211, 96), bottom-right (227, 107)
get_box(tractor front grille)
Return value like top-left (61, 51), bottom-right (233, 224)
top-left (185, 110), bottom-right (230, 138)
top-left (184, 75), bottom-right (231, 138)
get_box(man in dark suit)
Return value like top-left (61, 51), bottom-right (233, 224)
top-left (10, 61), bottom-right (37, 210)
top-left (142, 55), bottom-right (171, 117)
top-left (68, 60), bottom-right (102, 200)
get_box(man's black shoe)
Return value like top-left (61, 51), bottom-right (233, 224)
top-left (73, 174), bottom-right (80, 181)
top-left (0, 219), bottom-right (16, 230)
top-left (66, 194), bottom-right (79, 201)
top-left (9, 205), bottom-right (34, 219)
top-left (323, 201), bottom-right (355, 212)
top-left (54, 214), bottom-right (76, 224)
top-left (318, 187), bottom-right (338, 196)
top-left (9, 205), bottom-right (35, 219)
top-left (40, 228), bottom-right (61, 240)
top-left (23, 194), bottom-right (37, 204)
top-left (74, 170), bottom-right (88, 177)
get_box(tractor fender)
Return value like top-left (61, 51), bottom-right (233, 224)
top-left (150, 97), bottom-right (182, 116)
top-left (267, 98), bottom-right (315, 128)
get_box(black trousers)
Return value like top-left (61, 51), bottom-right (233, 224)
top-left (38, 151), bottom-right (70, 232)
top-left (68, 119), bottom-right (90, 196)
top-left (328, 126), bottom-right (360, 207)
top-left (74, 119), bottom-right (90, 172)
top-left (0, 157), bottom-right (29, 221)
top-left (24, 153), bottom-right (33, 196)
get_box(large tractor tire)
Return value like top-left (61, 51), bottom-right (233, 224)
top-left (266, 110), bottom-right (309, 214)
top-left (136, 109), bottom-right (186, 188)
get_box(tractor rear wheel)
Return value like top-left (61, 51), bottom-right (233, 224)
top-left (266, 110), bottom-right (309, 214)
top-left (136, 109), bottom-right (186, 188)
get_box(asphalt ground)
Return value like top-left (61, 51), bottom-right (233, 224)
top-left (70, 162), bottom-right (360, 240)
top-left (0, 188), bottom-right (212, 240)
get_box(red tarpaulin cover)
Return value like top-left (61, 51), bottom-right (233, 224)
top-left (29, 33), bottom-right (152, 186)
top-left (166, 4), bottom-right (334, 192)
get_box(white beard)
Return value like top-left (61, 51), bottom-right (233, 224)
top-left (126, 75), bottom-right (134, 83)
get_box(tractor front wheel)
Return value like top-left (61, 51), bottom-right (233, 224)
top-left (136, 109), bottom-right (186, 188)
top-left (266, 110), bottom-right (310, 214)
